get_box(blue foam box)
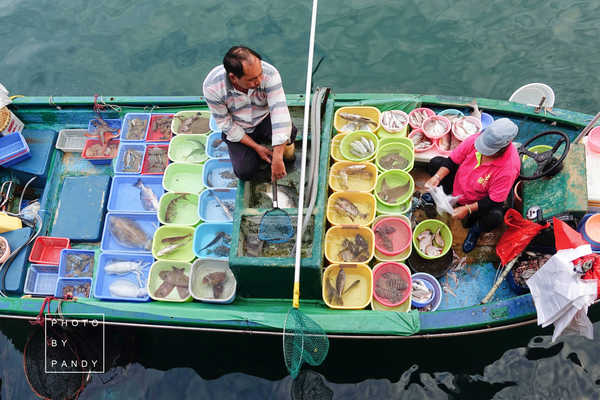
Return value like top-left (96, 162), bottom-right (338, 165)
top-left (0, 227), bottom-right (33, 293)
top-left (120, 113), bottom-right (150, 142)
top-left (55, 277), bottom-right (92, 298)
top-left (101, 212), bottom-right (158, 253)
top-left (108, 175), bottom-right (164, 213)
top-left (94, 252), bottom-right (153, 302)
top-left (24, 264), bottom-right (59, 296)
top-left (193, 222), bottom-right (232, 259)
top-left (206, 131), bottom-right (229, 158)
top-left (202, 158), bottom-right (237, 189)
top-left (51, 175), bottom-right (111, 241)
top-left (198, 188), bottom-right (236, 222)
top-left (58, 249), bottom-right (95, 278)
top-left (114, 143), bottom-right (146, 174)
top-left (7, 130), bottom-right (57, 183)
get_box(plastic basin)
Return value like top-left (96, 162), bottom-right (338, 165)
top-left (328, 161), bottom-right (377, 193)
top-left (209, 114), bottom-right (219, 132)
top-left (120, 113), bottom-right (150, 142)
top-left (58, 249), bottom-right (95, 278)
top-left (411, 272), bottom-right (442, 311)
top-left (412, 219), bottom-right (453, 260)
top-left (374, 170), bottom-right (414, 206)
top-left (0, 236), bottom-right (9, 263)
top-left (171, 110), bottom-right (211, 135)
top-left (152, 225), bottom-right (196, 262)
top-left (408, 129), bottom-right (434, 153)
top-left (0, 132), bottom-right (31, 166)
top-left (340, 131), bottom-right (378, 162)
top-left (94, 252), bottom-right (153, 302)
top-left (114, 143), bottom-right (146, 174)
top-left (379, 110), bottom-right (409, 134)
top-left (480, 112), bottom-right (494, 130)
top-left (411, 277), bottom-right (435, 308)
top-left (372, 262), bottom-right (412, 307)
top-left (206, 131), bottom-right (229, 158)
top-left (324, 225), bottom-right (374, 264)
top-left (375, 195), bottom-right (412, 216)
top-left (82, 139), bottom-right (119, 165)
top-left (326, 191), bottom-right (376, 226)
top-left (142, 144), bottom-right (169, 174)
top-left (193, 222), bottom-right (233, 259)
top-left (202, 158), bottom-right (238, 189)
top-left (587, 126), bottom-right (600, 153)
top-left (379, 136), bottom-right (414, 152)
top-left (163, 162), bottom-right (205, 194)
top-left (373, 216), bottom-right (412, 256)
top-left (55, 278), bottom-right (92, 298)
top-left (147, 260), bottom-right (193, 302)
top-left (108, 176), bottom-right (164, 213)
top-left (24, 264), bottom-right (59, 296)
top-left (189, 258), bottom-right (236, 304)
top-left (100, 212), bottom-right (157, 253)
top-left (29, 236), bottom-right (70, 265)
top-left (375, 142), bottom-right (414, 173)
top-left (334, 106), bottom-right (381, 133)
top-left (522, 144), bottom-right (552, 161)
top-left (158, 192), bottom-right (200, 226)
top-left (322, 264), bottom-right (373, 309)
top-left (88, 118), bottom-right (121, 135)
top-left (452, 116), bottom-right (482, 141)
top-left (56, 129), bottom-right (88, 152)
top-left (422, 115), bottom-right (451, 139)
top-left (198, 189), bottom-right (236, 223)
top-left (585, 214), bottom-right (600, 244)
top-left (168, 134), bottom-right (208, 164)
top-left (147, 114), bottom-right (174, 141)
top-left (408, 107), bottom-right (435, 129)
top-left (330, 133), bottom-right (348, 162)
top-left (438, 109), bottom-right (464, 121)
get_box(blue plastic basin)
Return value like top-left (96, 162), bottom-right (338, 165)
top-left (58, 249), bottom-right (95, 278)
top-left (24, 264), bottom-right (59, 296)
top-left (108, 175), bottom-right (164, 213)
top-left (206, 131), bottom-right (229, 158)
top-left (94, 252), bottom-right (153, 302)
top-left (55, 278), bottom-right (93, 298)
top-left (114, 143), bottom-right (146, 174)
top-left (120, 113), bottom-right (150, 142)
top-left (202, 158), bottom-right (237, 189)
top-left (101, 212), bottom-right (158, 253)
top-left (193, 222), bottom-right (233, 259)
top-left (198, 188), bottom-right (236, 222)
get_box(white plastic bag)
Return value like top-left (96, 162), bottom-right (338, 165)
top-left (427, 185), bottom-right (461, 215)
top-left (0, 82), bottom-right (11, 108)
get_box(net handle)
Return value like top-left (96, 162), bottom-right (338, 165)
top-left (293, 0), bottom-right (319, 309)
top-left (272, 179), bottom-right (279, 209)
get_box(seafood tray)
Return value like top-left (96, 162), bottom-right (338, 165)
top-left (58, 249), bottom-right (95, 278)
top-left (56, 129), bottom-right (88, 152)
top-left (120, 113), bottom-right (150, 142)
top-left (206, 131), bottom-right (228, 158)
top-left (334, 106), bottom-right (381, 133)
top-left (326, 191), bottom-right (375, 226)
top-left (324, 226), bottom-right (374, 264)
top-left (114, 143), bottom-right (146, 174)
top-left (152, 225), bottom-right (196, 262)
top-left (168, 134), bottom-right (208, 164)
top-left (24, 264), bottom-right (59, 296)
top-left (147, 260), bottom-right (193, 302)
top-left (87, 118), bottom-right (121, 134)
top-left (108, 175), bottom-right (164, 213)
top-left (322, 264), bottom-right (372, 310)
top-left (189, 258), bottom-right (236, 304)
top-left (94, 252), bottom-right (153, 302)
top-left (193, 222), bottom-right (233, 259)
top-left (162, 163), bottom-right (205, 193)
top-left (141, 144), bottom-right (169, 174)
top-left (29, 236), bottom-right (70, 265)
top-left (171, 110), bottom-right (212, 135)
top-left (146, 114), bottom-right (174, 142)
top-left (198, 188), bottom-right (236, 222)
top-left (202, 158), bottom-right (238, 189)
top-left (55, 278), bottom-right (92, 298)
top-left (158, 192), bottom-right (200, 226)
top-left (100, 212), bottom-right (158, 254)
top-left (0, 132), bottom-right (31, 167)
top-left (82, 139), bottom-right (120, 165)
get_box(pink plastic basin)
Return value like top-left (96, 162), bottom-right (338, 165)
top-left (373, 217), bottom-right (412, 256)
top-left (372, 262), bottom-right (412, 307)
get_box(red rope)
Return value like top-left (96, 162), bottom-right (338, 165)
top-left (29, 296), bottom-right (58, 326)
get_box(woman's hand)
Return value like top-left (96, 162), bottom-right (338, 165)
top-left (425, 174), bottom-right (441, 189)
top-left (452, 205), bottom-right (469, 219)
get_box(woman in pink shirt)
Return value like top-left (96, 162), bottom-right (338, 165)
top-left (425, 118), bottom-right (521, 253)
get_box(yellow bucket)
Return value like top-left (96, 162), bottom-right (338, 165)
top-left (329, 161), bottom-right (377, 193)
top-left (325, 226), bottom-right (374, 264)
top-left (330, 133), bottom-right (347, 163)
top-left (322, 263), bottom-right (373, 309)
top-left (334, 106), bottom-right (381, 133)
top-left (327, 191), bottom-right (376, 226)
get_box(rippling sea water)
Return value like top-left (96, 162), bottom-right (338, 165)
top-left (2, 0), bottom-right (600, 398)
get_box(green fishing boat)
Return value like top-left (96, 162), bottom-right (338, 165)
top-left (0, 91), bottom-right (595, 339)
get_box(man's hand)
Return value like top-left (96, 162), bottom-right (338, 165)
top-left (271, 144), bottom-right (286, 181)
top-left (452, 205), bottom-right (469, 220)
top-left (255, 145), bottom-right (273, 164)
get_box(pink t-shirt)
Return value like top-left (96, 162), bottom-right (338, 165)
top-left (449, 133), bottom-right (521, 204)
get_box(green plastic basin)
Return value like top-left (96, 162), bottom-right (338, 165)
top-left (152, 225), bottom-right (196, 262)
top-left (168, 134), bottom-right (208, 164)
top-left (412, 219), bottom-right (452, 260)
top-left (375, 142), bottom-right (414, 173)
top-left (158, 192), bottom-right (200, 226)
top-left (340, 131), bottom-right (379, 162)
top-left (163, 162), bottom-right (205, 194)
top-left (374, 170), bottom-right (414, 206)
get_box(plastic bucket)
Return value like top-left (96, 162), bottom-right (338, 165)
top-left (322, 264), bottom-right (373, 309)
top-left (411, 272), bottom-right (442, 311)
top-left (326, 191), bottom-right (376, 226)
top-left (328, 161), bottom-right (377, 193)
top-left (324, 226), bottom-right (374, 264)
top-left (378, 110), bottom-right (409, 135)
top-left (411, 277), bottom-right (435, 308)
top-left (452, 116), bottom-right (481, 141)
top-left (147, 260), bottom-right (193, 302)
top-left (372, 261), bottom-right (412, 307)
top-left (372, 215), bottom-right (412, 262)
top-left (158, 192), bottom-right (200, 226)
top-left (373, 216), bottom-right (412, 256)
top-left (434, 134), bottom-right (452, 156)
top-left (374, 170), bottom-right (414, 206)
top-left (408, 129), bottom-right (435, 153)
top-left (408, 107), bottom-right (435, 130)
top-left (438, 109), bottom-right (464, 122)
top-left (422, 115), bottom-right (451, 140)
top-left (163, 163), bottom-right (205, 193)
top-left (334, 106), bottom-right (381, 133)
top-left (189, 258), bottom-right (236, 304)
top-left (375, 142), bottom-right (414, 173)
top-left (412, 219), bottom-right (453, 260)
top-left (340, 131), bottom-right (378, 162)
top-left (168, 134), bottom-right (208, 164)
top-left (480, 112), bottom-right (494, 130)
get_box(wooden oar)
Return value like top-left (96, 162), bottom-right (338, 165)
top-left (481, 256), bottom-right (520, 304)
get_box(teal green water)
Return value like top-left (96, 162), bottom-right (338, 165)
top-left (2, 0), bottom-right (600, 398)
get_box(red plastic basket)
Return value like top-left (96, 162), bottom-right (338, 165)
top-left (29, 236), bottom-right (71, 265)
top-left (142, 144), bottom-right (169, 174)
top-left (147, 114), bottom-right (174, 142)
top-left (82, 139), bottom-right (119, 165)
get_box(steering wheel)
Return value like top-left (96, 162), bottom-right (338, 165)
top-left (518, 130), bottom-right (570, 180)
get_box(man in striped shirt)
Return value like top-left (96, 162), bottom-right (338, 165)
top-left (203, 46), bottom-right (297, 182)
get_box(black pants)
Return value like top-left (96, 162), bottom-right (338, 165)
top-left (427, 156), bottom-right (504, 232)
top-left (222, 116), bottom-right (298, 181)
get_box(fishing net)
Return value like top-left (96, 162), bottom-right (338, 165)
top-left (258, 181), bottom-right (294, 244)
top-left (283, 308), bottom-right (329, 379)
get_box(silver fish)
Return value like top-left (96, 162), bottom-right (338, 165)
top-left (156, 235), bottom-right (192, 257)
top-left (109, 216), bottom-right (152, 250)
top-left (135, 179), bottom-right (159, 211)
top-left (339, 112), bottom-right (377, 127)
top-left (257, 183), bottom-right (298, 208)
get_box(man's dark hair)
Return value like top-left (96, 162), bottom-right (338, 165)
top-left (223, 46), bottom-right (262, 78)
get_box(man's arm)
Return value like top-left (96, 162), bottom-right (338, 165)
top-left (264, 67), bottom-right (292, 181)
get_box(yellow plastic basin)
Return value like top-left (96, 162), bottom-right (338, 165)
top-left (325, 226), bottom-right (374, 264)
top-left (329, 161), bottom-right (377, 193)
top-left (322, 263), bottom-right (373, 310)
top-left (327, 191), bottom-right (376, 226)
